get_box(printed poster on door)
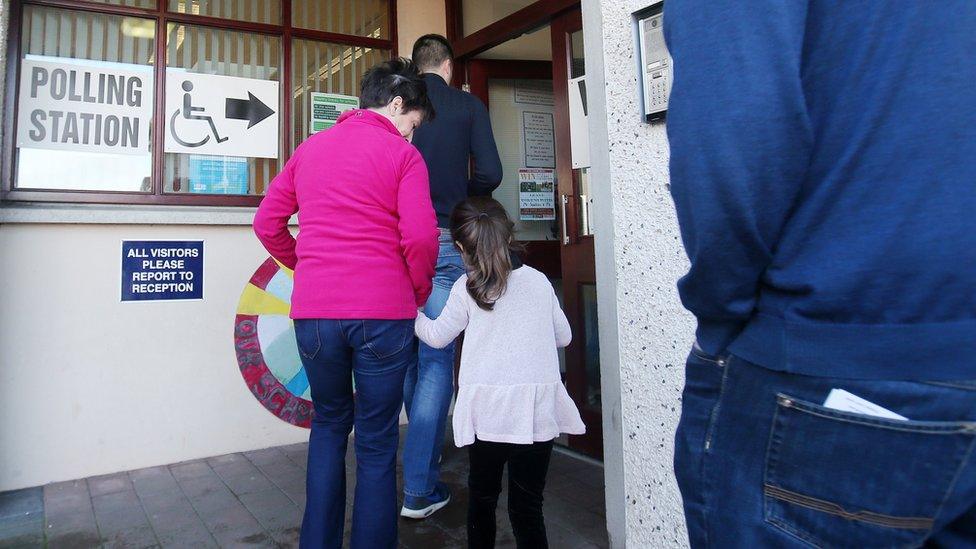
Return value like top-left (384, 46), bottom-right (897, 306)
top-left (16, 57), bottom-right (154, 156)
top-left (521, 111), bottom-right (555, 169)
top-left (519, 168), bottom-right (556, 221)
top-left (165, 72), bottom-right (279, 158)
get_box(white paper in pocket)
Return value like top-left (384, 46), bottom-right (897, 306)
top-left (823, 389), bottom-right (909, 421)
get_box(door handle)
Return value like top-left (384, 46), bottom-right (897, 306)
top-left (579, 194), bottom-right (590, 236)
top-left (561, 194), bottom-right (570, 245)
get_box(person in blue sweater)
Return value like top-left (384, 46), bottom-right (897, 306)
top-left (665, 2), bottom-right (976, 547)
top-left (401, 34), bottom-right (503, 519)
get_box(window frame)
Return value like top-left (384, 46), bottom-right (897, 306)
top-left (1, 0), bottom-right (398, 207)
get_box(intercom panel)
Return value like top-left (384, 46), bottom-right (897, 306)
top-left (637, 7), bottom-right (671, 121)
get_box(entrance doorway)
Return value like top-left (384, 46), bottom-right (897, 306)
top-left (456, 4), bottom-right (601, 459)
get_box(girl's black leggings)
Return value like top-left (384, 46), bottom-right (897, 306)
top-left (467, 438), bottom-right (554, 548)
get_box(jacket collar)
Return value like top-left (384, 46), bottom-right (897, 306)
top-left (337, 109), bottom-right (402, 138)
top-left (423, 73), bottom-right (449, 87)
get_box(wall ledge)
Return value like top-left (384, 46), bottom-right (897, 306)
top-left (0, 203), bottom-right (269, 226)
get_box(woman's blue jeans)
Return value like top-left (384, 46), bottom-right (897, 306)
top-left (294, 318), bottom-right (414, 549)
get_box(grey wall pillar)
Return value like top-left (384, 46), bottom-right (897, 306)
top-left (1, 0), bottom-right (9, 142)
top-left (581, 0), bottom-right (695, 546)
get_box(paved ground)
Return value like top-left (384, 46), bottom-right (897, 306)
top-left (0, 430), bottom-right (608, 548)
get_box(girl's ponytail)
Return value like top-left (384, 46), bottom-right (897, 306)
top-left (450, 198), bottom-right (522, 311)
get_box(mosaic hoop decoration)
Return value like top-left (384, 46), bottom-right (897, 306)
top-left (234, 257), bottom-right (313, 428)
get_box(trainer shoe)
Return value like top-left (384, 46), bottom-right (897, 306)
top-left (400, 483), bottom-right (451, 519)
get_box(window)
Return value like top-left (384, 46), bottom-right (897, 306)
top-left (292, 0), bottom-right (391, 39)
top-left (93, 0), bottom-right (158, 8)
top-left (163, 24), bottom-right (281, 196)
top-left (16, 6), bottom-right (156, 193)
top-left (170, 0), bottom-right (282, 25)
top-left (3, 0), bottom-right (394, 206)
top-left (291, 39), bottom-right (387, 153)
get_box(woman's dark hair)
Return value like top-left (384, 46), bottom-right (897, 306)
top-left (450, 197), bottom-right (524, 311)
top-left (359, 57), bottom-right (435, 122)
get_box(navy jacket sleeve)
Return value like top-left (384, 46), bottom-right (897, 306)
top-left (664, 0), bottom-right (813, 355)
top-left (467, 96), bottom-right (503, 196)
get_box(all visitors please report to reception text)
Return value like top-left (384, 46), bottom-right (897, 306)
top-left (121, 241), bottom-right (205, 302)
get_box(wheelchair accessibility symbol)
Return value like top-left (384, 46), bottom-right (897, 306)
top-left (164, 72), bottom-right (279, 159)
top-left (170, 81), bottom-right (228, 148)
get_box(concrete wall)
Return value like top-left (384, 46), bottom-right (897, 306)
top-left (581, 0), bottom-right (694, 546)
top-left (0, 223), bottom-right (309, 491)
top-left (398, 0), bottom-right (447, 56)
top-left (462, 0), bottom-right (535, 35)
top-left (0, 0), bottom-right (447, 492)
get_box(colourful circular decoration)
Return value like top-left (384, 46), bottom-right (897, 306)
top-left (235, 257), bottom-right (312, 428)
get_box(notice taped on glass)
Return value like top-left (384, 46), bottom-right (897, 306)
top-left (518, 168), bottom-right (556, 221)
top-left (310, 92), bottom-right (359, 134)
top-left (188, 155), bottom-right (249, 194)
top-left (521, 111), bottom-right (555, 169)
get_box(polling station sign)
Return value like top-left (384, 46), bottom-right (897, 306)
top-left (17, 58), bottom-right (154, 155)
top-left (122, 241), bottom-right (204, 302)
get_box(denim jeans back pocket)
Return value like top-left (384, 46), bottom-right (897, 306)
top-left (362, 319), bottom-right (413, 361)
top-left (763, 394), bottom-right (976, 548)
top-left (293, 319), bottom-right (320, 360)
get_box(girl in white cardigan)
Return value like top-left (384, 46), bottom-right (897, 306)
top-left (415, 196), bottom-right (585, 549)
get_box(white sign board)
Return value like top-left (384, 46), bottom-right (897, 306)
top-left (310, 92), bottom-right (359, 134)
top-left (165, 71), bottom-right (279, 158)
top-left (519, 168), bottom-right (556, 221)
top-left (521, 111), bottom-right (555, 169)
top-left (17, 58), bottom-right (154, 155)
top-left (569, 75), bottom-right (591, 169)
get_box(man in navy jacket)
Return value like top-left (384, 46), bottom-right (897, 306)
top-left (401, 34), bottom-right (503, 519)
top-left (665, 1), bottom-right (976, 546)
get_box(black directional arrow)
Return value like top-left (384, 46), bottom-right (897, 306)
top-left (225, 92), bottom-right (275, 129)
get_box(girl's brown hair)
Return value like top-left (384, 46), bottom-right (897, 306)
top-left (450, 197), bottom-right (524, 311)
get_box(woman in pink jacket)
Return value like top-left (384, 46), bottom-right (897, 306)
top-left (254, 58), bottom-right (439, 549)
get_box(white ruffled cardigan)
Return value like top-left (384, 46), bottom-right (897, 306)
top-left (415, 266), bottom-right (586, 446)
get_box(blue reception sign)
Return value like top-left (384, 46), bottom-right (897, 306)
top-left (122, 240), bottom-right (204, 302)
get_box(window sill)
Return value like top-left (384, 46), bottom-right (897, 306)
top-left (0, 202), bottom-right (296, 226)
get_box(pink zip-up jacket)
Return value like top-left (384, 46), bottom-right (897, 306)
top-left (254, 109), bottom-right (440, 320)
